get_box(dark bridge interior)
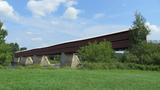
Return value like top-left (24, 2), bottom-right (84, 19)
top-left (15, 30), bottom-right (130, 57)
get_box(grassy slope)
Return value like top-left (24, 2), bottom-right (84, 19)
top-left (0, 69), bottom-right (159, 90)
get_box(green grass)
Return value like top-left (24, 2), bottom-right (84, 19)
top-left (0, 69), bottom-right (160, 90)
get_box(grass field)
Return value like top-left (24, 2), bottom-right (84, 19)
top-left (0, 69), bottom-right (160, 90)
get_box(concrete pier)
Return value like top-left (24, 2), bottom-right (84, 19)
top-left (60, 53), bottom-right (80, 68)
top-left (19, 57), bottom-right (33, 65)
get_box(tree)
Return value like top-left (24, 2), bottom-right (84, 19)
top-left (122, 12), bottom-right (160, 66)
top-left (0, 43), bottom-right (13, 65)
top-left (127, 42), bottom-right (160, 65)
top-left (78, 41), bottom-right (114, 63)
top-left (0, 21), bottom-right (8, 44)
top-left (9, 43), bottom-right (20, 52)
top-left (20, 47), bottom-right (27, 51)
top-left (129, 12), bottom-right (150, 47)
top-left (0, 21), bottom-right (12, 65)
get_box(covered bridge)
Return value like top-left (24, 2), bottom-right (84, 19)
top-left (14, 30), bottom-right (130, 68)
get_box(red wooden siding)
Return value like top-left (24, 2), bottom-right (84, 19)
top-left (15, 30), bottom-right (130, 57)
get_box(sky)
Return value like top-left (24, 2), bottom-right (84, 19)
top-left (0, 0), bottom-right (160, 49)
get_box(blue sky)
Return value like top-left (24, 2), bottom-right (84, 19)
top-left (0, 0), bottom-right (160, 49)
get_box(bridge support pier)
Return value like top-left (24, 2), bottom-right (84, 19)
top-left (19, 57), bottom-right (33, 65)
top-left (32, 55), bottom-right (50, 66)
top-left (60, 53), bottom-right (80, 68)
top-left (13, 57), bottom-right (21, 64)
top-left (15, 54), bottom-right (79, 68)
top-left (32, 55), bottom-right (43, 64)
top-left (40, 56), bottom-right (51, 66)
top-left (14, 55), bottom-right (50, 66)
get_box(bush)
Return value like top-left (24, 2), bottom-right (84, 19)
top-left (0, 65), bottom-right (4, 69)
top-left (128, 42), bottom-right (160, 65)
top-left (152, 53), bottom-right (160, 65)
top-left (81, 62), bottom-right (116, 70)
top-left (0, 43), bottom-right (13, 65)
top-left (80, 62), bottom-right (129, 70)
top-left (78, 41), bottom-right (114, 63)
top-left (126, 63), bottom-right (160, 71)
top-left (80, 62), bottom-right (160, 71)
top-left (139, 54), bottom-right (152, 65)
top-left (77, 38), bottom-right (160, 70)
top-left (121, 52), bottom-right (139, 63)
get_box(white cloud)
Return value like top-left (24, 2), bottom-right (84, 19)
top-left (1, 0), bottom-right (132, 49)
top-left (65, 0), bottom-right (77, 7)
top-left (0, 0), bottom-right (18, 20)
top-left (26, 31), bottom-right (33, 35)
top-left (145, 22), bottom-right (160, 32)
top-left (27, 0), bottom-right (66, 16)
top-left (63, 6), bottom-right (79, 20)
top-left (26, 31), bottom-right (41, 35)
top-left (31, 37), bottom-right (43, 41)
top-left (2, 24), bottom-right (6, 29)
top-left (93, 13), bottom-right (106, 19)
top-left (27, 0), bottom-right (79, 19)
top-left (145, 22), bottom-right (160, 40)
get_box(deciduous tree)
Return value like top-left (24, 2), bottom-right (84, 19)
top-left (0, 21), bottom-right (7, 44)
top-left (129, 12), bottom-right (150, 47)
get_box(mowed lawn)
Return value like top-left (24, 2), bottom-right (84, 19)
top-left (0, 69), bottom-right (160, 90)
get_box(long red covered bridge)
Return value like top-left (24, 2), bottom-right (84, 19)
top-left (14, 30), bottom-right (130, 68)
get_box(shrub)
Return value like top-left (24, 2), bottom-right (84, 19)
top-left (127, 63), bottom-right (146, 70)
top-left (121, 52), bottom-right (139, 63)
top-left (126, 63), bottom-right (160, 71)
top-left (80, 62), bottom-right (129, 70)
top-left (139, 54), bottom-right (152, 65)
top-left (0, 43), bottom-right (13, 65)
top-left (81, 62), bottom-right (116, 70)
top-left (121, 42), bottom-right (160, 65)
top-left (0, 65), bottom-right (4, 69)
top-left (152, 53), bottom-right (160, 65)
top-left (78, 41), bottom-right (114, 63)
